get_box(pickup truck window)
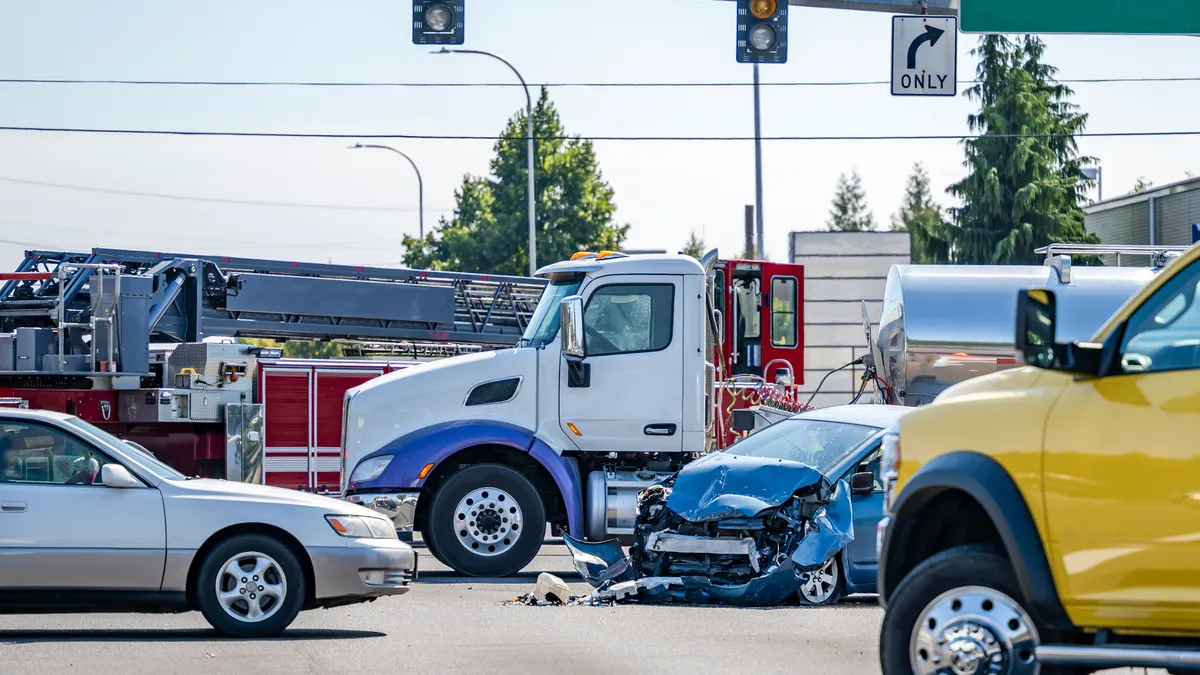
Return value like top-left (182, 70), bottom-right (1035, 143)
top-left (583, 283), bottom-right (674, 356)
top-left (1119, 260), bottom-right (1200, 374)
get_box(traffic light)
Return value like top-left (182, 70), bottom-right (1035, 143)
top-left (412, 1), bottom-right (464, 45)
top-left (736, 0), bottom-right (788, 64)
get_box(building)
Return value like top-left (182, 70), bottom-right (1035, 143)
top-left (788, 230), bottom-right (912, 407)
top-left (1085, 176), bottom-right (1200, 261)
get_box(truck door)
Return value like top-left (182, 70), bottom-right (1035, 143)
top-left (558, 275), bottom-right (685, 453)
top-left (262, 367), bottom-right (312, 490)
top-left (760, 263), bottom-right (803, 385)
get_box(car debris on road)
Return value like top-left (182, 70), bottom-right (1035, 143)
top-left (558, 452), bottom-right (855, 607)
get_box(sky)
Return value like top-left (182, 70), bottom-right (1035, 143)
top-left (1, 0), bottom-right (1199, 273)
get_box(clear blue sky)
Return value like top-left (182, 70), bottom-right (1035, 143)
top-left (1, 0), bottom-right (1198, 272)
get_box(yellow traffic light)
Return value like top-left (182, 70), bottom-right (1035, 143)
top-left (750, 0), bottom-right (776, 20)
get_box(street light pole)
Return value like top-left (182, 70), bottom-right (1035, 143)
top-left (435, 47), bottom-right (537, 275)
top-left (350, 143), bottom-right (425, 238)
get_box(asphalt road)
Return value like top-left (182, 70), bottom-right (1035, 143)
top-left (0, 539), bottom-right (1170, 675)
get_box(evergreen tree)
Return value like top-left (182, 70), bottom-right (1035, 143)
top-left (404, 88), bottom-right (629, 275)
top-left (891, 162), bottom-right (951, 264)
top-left (947, 35), bottom-right (1099, 265)
top-left (682, 230), bottom-right (706, 258)
top-left (826, 170), bottom-right (876, 232)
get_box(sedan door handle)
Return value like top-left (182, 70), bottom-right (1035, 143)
top-left (1, 502), bottom-right (26, 513)
top-left (644, 424), bottom-right (677, 436)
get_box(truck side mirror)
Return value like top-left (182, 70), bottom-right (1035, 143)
top-left (560, 295), bottom-right (585, 362)
top-left (1015, 289), bottom-right (1057, 369)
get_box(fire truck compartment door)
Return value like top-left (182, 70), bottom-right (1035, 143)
top-left (558, 275), bottom-right (685, 453)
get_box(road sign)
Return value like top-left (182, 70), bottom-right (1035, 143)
top-left (960, 0), bottom-right (1200, 35)
top-left (891, 15), bottom-right (957, 98)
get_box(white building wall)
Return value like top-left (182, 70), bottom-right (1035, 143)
top-left (789, 230), bottom-right (912, 407)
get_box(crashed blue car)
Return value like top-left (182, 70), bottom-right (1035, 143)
top-left (564, 404), bottom-right (913, 607)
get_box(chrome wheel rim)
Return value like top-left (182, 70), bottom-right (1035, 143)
top-left (215, 551), bottom-right (287, 623)
top-left (909, 585), bottom-right (1040, 675)
top-left (453, 487), bottom-right (522, 557)
top-left (799, 557), bottom-right (839, 604)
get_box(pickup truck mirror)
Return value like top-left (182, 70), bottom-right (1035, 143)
top-left (1015, 289), bottom-right (1058, 369)
top-left (559, 295), bottom-right (585, 362)
top-left (1015, 289), bottom-right (1104, 376)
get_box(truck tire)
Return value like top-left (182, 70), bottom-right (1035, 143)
top-left (879, 544), bottom-right (1086, 675)
top-left (425, 463), bottom-right (546, 577)
top-left (194, 534), bottom-right (305, 638)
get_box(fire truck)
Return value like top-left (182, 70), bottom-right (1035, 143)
top-left (0, 247), bottom-right (808, 497)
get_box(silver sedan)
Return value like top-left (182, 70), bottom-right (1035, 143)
top-left (0, 408), bottom-right (416, 637)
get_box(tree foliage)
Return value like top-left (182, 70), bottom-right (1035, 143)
top-left (1131, 176), bottom-right (1155, 194)
top-left (682, 230), bottom-right (706, 258)
top-left (892, 162), bottom-right (951, 264)
top-left (827, 170), bottom-right (876, 232)
top-left (946, 35), bottom-right (1099, 264)
top-left (239, 338), bottom-right (343, 359)
top-left (403, 88), bottom-right (629, 276)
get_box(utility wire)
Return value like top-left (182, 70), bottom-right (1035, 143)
top-left (0, 76), bottom-right (1197, 87)
top-left (0, 125), bottom-right (1198, 141)
top-left (0, 175), bottom-right (448, 212)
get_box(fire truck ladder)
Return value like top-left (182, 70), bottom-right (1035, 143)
top-left (0, 248), bottom-right (547, 376)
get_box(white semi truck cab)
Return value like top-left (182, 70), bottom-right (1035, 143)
top-left (340, 250), bottom-right (721, 576)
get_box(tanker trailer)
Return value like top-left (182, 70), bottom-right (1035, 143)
top-left (870, 244), bottom-right (1190, 407)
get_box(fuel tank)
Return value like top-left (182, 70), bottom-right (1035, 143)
top-left (874, 250), bottom-right (1178, 407)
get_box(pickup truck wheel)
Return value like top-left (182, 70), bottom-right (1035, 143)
top-left (880, 545), bottom-right (1084, 675)
top-left (194, 534), bottom-right (305, 638)
top-left (797, 556), bottom-right (845, 606)
top-left (425, 463), bottom-right (545, 577)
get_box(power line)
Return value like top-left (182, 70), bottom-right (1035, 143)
top-left (0, 76), bottom-right (1197, 88)
top-left (0, 125), bottom-right (1198, 142)
top-left (0, 175), bottom-right (450, 212)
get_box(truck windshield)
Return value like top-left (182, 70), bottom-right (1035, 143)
top-left (522, 274), bottom-right (584, 348)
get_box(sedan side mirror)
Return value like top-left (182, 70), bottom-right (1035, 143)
top-left (850, 471), bottom-right (875, 495)
top-left (101, 464), bottom-right (143, 489)
top-left (560, 295), bottom-right (585, 362)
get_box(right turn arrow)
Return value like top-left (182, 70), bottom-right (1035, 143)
top-left (906, 24), bottom-right (945, 70)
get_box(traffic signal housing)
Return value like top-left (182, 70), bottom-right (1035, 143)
top-left (412, 1), bottom-right (464, 45)
top-left (736, 0), bottom-right (788, 64)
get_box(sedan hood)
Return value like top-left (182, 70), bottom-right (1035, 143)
top-left (665, 452), bottom-right (826, 522)
top-left (165, 478), bottom-right (381, 517)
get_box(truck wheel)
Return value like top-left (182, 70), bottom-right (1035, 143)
top-left (879, 544), bottom-right (1085, 675)
top-left (797, 556), bottom-right (845, 606)
top-left (194, 534), bottom-right (305, 638)
top-left (425, 463), bottom-right (545, 577)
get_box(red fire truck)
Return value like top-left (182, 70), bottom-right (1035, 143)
top-left (0, 247), bottom-right (807, 490)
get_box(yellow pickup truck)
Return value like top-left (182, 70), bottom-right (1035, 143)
top-left (876, 244), bottom-right (1200, 675)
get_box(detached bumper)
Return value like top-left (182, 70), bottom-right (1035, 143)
top-left (345, 492), bottom-right (419, 539)
top-left (309, 539), bottom-right (418, 607)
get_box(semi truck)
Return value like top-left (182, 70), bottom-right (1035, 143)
top-left (340, 249), bottom-right (818, 577)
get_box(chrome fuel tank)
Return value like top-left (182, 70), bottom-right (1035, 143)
top-left (875, 255), bottom-right (1167, 407)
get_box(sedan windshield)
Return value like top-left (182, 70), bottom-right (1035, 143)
top-left (64, 418), bottom-right (188, 481)
top-left (724, 418), bottom-right (881, 475)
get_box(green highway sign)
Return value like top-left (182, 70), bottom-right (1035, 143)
top-left (961, 0), bottom-right (1200, 34)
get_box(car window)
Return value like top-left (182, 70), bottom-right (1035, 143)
top-left (853, 448), bottom-right (884, 492)
top-left (723, 418), bottom-right (880, 475)
top-left (1119, 260), bottom-right (1200, 375)
top-left (0, 421), bottom-right (115, 486)
top-left (584, 283), bottom-right (674, 356)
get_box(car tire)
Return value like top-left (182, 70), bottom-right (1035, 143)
top-left (797, 555), bottom-right (846, 606)
top-left (425, 463), bottom-right (545, 577)
top-left (194, 534), bottom-right (306, 638)
top-left (879, 544), bottom-right (1086, 675)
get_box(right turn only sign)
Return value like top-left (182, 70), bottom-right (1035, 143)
top-left (891, 15), bottom-right (958, 97)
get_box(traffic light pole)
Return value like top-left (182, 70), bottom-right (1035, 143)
top-left (753, 63), bottom-right (765, 261)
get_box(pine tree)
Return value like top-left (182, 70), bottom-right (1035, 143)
top-left (827, 170), bottom-right (876, 232)
top-left (682, 230), bottom-right (706, 258)
top-left (891, 162), bottom-right (951, 264)
top-left (947, 35), bottom-right (1099, 265)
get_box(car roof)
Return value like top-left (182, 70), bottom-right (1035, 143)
top-left (789, 404), bottom-right (912, 428)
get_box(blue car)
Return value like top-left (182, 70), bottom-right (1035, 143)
top-left (721, 404), bottom-right (914, 605)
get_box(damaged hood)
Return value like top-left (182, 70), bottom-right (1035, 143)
top-left (665, 452), bottom-right (827, 521)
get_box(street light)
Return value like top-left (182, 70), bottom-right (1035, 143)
top-left (434, 47), bottom-right (538, 276)
top-left (350, 143), bottom-right (425, 238)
